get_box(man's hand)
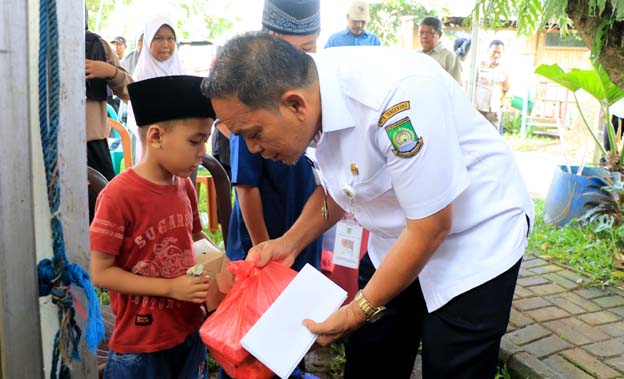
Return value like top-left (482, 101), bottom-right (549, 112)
top-left (303, 301), bottom-right (366, 346)
top-left (167, 275), bottom-right (211, 303)
top-left (246, 235), bottom-right (298, 268)
top-left (85, 59), bottom-right (116, 80)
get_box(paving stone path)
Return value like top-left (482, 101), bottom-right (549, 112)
top-left (500, 254), bottom-right (624, 379)
top-left (306, 253), bottom-right (624, 379)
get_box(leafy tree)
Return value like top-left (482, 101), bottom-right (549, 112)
top-left (476, 0), bottom-right (624, 89)
top-left (86, 0), bottom-right (133, 32)
top-left (178, 2), bottom-right (235, 41)
top-left (85, 0), bottom-right (235, 42)
top-left (368, 0), bottom-right (435, 46)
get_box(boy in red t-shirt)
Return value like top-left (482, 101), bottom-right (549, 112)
top-left (90, 75), bottom-right (216, 379)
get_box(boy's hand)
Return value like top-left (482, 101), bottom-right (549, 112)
top-left (85, 59), bottom-right (116, 80)
top-left (167, 275), bottom-right (211, 303)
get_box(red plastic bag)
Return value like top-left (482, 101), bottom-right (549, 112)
top-left (320, 249), bottom-right (335, 275)
top-left (211, 349), bottom-right (273, 379)
top-left (200, 259), bottom-right (297, 378)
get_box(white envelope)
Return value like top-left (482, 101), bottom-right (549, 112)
top-left (241, 264), bottom-right (347, 379)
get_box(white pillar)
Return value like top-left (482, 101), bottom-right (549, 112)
top-left (51, 0), bottom-right (97, 376)
top-left (0, 0), bottom-right (45, 377)
top-left (2, 0), bottom-right (96, 375)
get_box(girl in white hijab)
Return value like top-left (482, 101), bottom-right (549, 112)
top-left (128, 15), bottom-right (186, 161)
top-left (132, 15), bottom-right (185, 80)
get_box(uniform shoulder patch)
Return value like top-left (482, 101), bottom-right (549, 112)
top-left (384, 116), bottom-right (423, 158)
top-left (378, 101), bottom-right (410, 127)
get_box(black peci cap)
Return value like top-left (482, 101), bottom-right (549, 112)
top-left (128, 76), bottom-right (215, 127)
top-left (262, 0), bottom-right (320, 36)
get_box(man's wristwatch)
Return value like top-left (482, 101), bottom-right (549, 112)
top-left (354, 290), bottom-right (386, 323)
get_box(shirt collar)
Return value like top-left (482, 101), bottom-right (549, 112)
top-left (421, 42), bottom-right (443, 54)
top-left (344, 28), bottom-right (369, 38)
top-left (310, 52), bottom-right (355, 134)
top-left (431, 42), bottom-right (444, 53)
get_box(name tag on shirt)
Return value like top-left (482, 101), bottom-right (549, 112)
top-left (332, 220), bottom-right (363, 269)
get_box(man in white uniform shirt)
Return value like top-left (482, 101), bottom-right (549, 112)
top-left (203, 32), bottom-right (534, 379)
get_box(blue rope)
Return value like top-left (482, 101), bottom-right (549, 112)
top-left (37, 1), bottom-right (104, 378)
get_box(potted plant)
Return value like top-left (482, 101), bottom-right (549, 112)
top-left (579, 177), bottom-right (624, 267)
top-left (535, 62), bottom-right (624, 226)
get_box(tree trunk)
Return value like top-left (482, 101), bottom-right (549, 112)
top-left (567, 0), bottom-right (624, 90)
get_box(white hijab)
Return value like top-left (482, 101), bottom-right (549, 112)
top-left (127, 15), bottom-right (186, 163)
top-left (132, 15), bottom-right (186, 80)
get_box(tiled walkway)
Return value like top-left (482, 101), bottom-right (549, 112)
top-left (501, 254), bottom-right (624, 378)
top-left (309, 253), bottom-right (624, 379)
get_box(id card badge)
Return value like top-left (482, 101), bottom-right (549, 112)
top-left (332, 220), bottom-right (363, 269)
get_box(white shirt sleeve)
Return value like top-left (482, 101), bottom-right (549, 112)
top-left (375, 76), bottom-right (470, 219)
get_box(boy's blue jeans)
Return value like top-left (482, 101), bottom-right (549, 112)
top-left (104, 331), bottom-right (208, 379)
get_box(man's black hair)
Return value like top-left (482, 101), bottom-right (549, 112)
top-left (202, 32), bottom-right (316, 110)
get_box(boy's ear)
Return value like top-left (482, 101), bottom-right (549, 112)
top-left (146, 124), bottom-right (165, 148)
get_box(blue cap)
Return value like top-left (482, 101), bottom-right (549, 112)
top-left (262, 0), bottom-right (320, 36)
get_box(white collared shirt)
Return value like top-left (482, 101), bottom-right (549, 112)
top-left (310, 47), bottom-right (534, 312)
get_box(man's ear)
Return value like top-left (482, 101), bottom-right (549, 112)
top-left (281, 90), bottom-right (307, 121)
top-left (146, 124), bottom-right (165, 148)
top-left (215, 120), bottom-right (230, 139)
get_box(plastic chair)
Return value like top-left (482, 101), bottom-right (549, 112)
top-left (88, 166), bottom-right (109, 226)
top-left (197, 154), bottom-right (232, 247)
top-left (107, 118), bottom-right (133, 173)
top-left (106, 103), bottom-right (118, 121)
top-left (196, 175), bottom-right (218, 232)
top-left (86, 166), bottom-right (113, 376)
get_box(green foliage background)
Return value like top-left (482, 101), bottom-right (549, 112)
top-left (368, 0), bottom-right (436, 46)
top-left (85, 0), bottom-right (235, 42)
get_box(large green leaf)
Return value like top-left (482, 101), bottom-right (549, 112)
top-left (535, 64), bottom-right (582, 92)
top-left (595, 64), bottom-right (624, 105)
top-left (535, 63), bottom-right (624, 106)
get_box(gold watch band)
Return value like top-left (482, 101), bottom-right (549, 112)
top-left (354, 290), bottom-right (385, 322)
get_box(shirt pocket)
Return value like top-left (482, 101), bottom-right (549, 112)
top-left (352, 169), bottom-right (393, 203)
top-left (351, 170), bottom-right (404, 238)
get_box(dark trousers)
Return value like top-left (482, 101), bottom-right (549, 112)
top-left (87, 139), bottom-right (115, 223)
top-left (87, 139), bottom-right (116, 181)
top-left (345, 254), bottom-right (521, 379)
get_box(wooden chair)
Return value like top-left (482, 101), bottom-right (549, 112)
top-left (198, 154), bottom-right (232, 247)
top-left (107, 118), bottom-right (134, 173)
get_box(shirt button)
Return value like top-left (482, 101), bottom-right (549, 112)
top-left (342, 184), bottom-right (355, 198)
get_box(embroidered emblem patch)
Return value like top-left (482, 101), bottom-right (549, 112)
top-left (378, 101), bottom-right (410, 127)
top-left (385, 117), bottom-right (423, 158)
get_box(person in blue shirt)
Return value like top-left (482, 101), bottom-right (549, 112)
top-left (325, 0), bottom-right (381, 48)
top-left (226, 0), bottom-right (323, 272)
top-left (221, 2), bottom-right (323, 379)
